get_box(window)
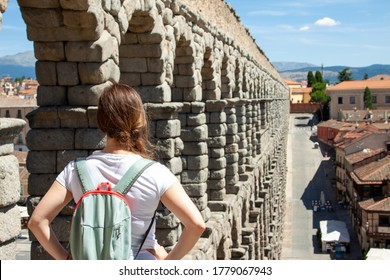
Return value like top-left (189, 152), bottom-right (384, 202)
top-left (17, 110), bottom-right (22, 119)
top-left (372, 95), bottom-right (377, 104)
top-left (349, 96), bottom-right (356, 104)
top-left (5, 110), bottom-right (10, 118)
top-left (385, 96), bottom-right (390, 103)
top-left (338, 97), bottom-right (343, 104)
top-left (379, 215), bottom-right (390, 227)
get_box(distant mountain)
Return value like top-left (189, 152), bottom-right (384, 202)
top-left (0, 51), bottom-right (36, 78)
top-left (272, 61), bottom-right (318, 72)
top-left (276, 63), bottom-right (390, 84)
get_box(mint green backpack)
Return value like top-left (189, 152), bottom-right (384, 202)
top-left (70, 157), bottom-right (155, 260)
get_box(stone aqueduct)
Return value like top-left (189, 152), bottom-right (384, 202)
top-left (11, 0), bottom-right (289, 259)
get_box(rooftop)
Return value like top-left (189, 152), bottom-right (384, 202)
top-left (345, 148), bottom-right (385, 165)
top-left (359, 196), bottom-right (390, 212)
top-left (328, 80), bottom-right (390, 91)
top-left (351, 156), bottom-right (390, 185)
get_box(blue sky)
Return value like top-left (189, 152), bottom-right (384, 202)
top-left (1, 0), bottom-right (389, 67)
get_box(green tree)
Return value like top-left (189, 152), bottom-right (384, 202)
top-left (364, 86), bottom-right (373, 109)
top-left (307, 71), bottom-right (316, 87)
top-left (337, 67), bottom-right (353, 83)
top-left (315, 70), bottom-right (323, 84)
top-left (364, 73), bottom-right (369, 80)
top-left (310, 82), bottom-right (330, 121)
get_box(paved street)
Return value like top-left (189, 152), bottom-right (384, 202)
top-left (281, 113), bottom-right (362, 260)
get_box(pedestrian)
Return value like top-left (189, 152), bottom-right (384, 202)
top-left (28, 83), bottom-right (206, 260)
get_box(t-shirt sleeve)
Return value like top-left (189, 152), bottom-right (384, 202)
top-left (56, 160), bottom-right (75, 191)
top-left (147, 161), bottom-right (178, 197)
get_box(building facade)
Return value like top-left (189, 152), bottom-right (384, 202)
top-left (328, 80), bottom-right (390, 120)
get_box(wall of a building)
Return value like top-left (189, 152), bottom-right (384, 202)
top-left (18, 0), bottom-right (289, 260)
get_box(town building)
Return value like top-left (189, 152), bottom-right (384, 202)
top-left (329, 123), bottom-right (390, 252)
top-left (328, 80), bottom-right (390, 120)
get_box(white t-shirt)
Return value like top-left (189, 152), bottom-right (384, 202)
top-left (56, 151), bottom-right (178, 260)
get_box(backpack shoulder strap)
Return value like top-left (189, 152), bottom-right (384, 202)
top-left (114, 158), bottom-right (156, 195)
top-left (74, 157), bottom-right (95, 193)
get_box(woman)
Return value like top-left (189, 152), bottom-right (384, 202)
top-left (28, 83), bottom-right (206, 260)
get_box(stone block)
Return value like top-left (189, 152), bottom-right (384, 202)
top-left (120, 57), bottom-right (148, 73)
top-left (209, 112), bottom-right (226, 123)
top-left (27, 129), bottom-right (75, 151)
top-left (181, 125), bottom-right (208, 142)
top-left (187, 113), bottom-right (206, 126)
top-left (182, 142), bottom-right (208, 156)
top-left (65, 31), bottom-right (117, 62)
top-left (210, 148), bottom-right (225, 158)
top-left (207, 136), bottom-right (226, 148)
top-left (208, 157), bottom-right (226, 170)
top-left (27, 25), bottom-right (104, 42)
top-left (156, 119), bottom-right (181, 138)
top-left (18, 0), bottom-right (60, 8)
top-left (35, 61), bottom-right (57, 86)
top-left (134, 83), bottom-right (172, 103)
top-left (141, 72), bottom-right (165, 86)
top-left (144, 103), bottom-right (183, 120)
top-left (87, 106), bottom-right (98, 128)
top-left (75, 128), bottom-right (106, 150)
top-left (37, 86), bottom-right (67, 106)
top-left (0, 156), bottom-right (20, 207)
top-left (186, 155), bottom-right (208, 170)
top-left (181, 169), bottom-right (208, 184)
top-left (182, 183), bottom-right (207, 197)
top-left (28, 174), bottom-right (57, 196)
top-left (165, 157), bottom-right (182, 175)
top-left (34, 41), bottom-right (65, 61)
top-left (156, 212), bottom-right (179, 229)
top-left (209, 169), bottom-right (226, 180)
top-left (0, 205), bottom-right (21, 244)
top-left (21, 7), bottom-right (62, 28)
top-left (190, 195), bottom-right (208, 211)
top-left (120, 73), bottom-right (141, 86)
top-left (57, 62), bottom-right (79, 86)
top-left (26, 151), bottom-right (57, 174)
top-left (120, 43), bottom-right (162, 58)
top-left (59, 0), bottom-right (94, 10)
top-left (58, 107), bottom-right (88, 128)
top-left (68, 81), bottom-right (112, 106)
top-left (155, 228), bottom-right (178, 247)
top-left (154, 138), bottom-right (175, 159)
top-left (78, 59), bottom-right (120, 84)
top-left (183, 85), bottom-right (202, 102)
top-left (26, 107), bottom-right (60, 128)
top-left (0, 239), bottom-right (17, 260)
top-left (174, 137), bottom-right (184, 156)
top-left (62, 6), bottom-right (103, 29)
top-left (207, 123), bottom-right (227, 137)
top-left (147, 58), bottom-right (164, 72)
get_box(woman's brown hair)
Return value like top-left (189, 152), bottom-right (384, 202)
top-left (97, 83), bottom-right (153, 159)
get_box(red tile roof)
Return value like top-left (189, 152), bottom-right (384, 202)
top-left (328, 80), bottom-right (390, 91)
top-left (359, 197), bottom-right (390, 212)
top-left (351, 156), bottom-right (390, 185)
top-left (345, 148), bottom-right (385, 165)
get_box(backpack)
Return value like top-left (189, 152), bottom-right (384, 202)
top-left (70, 157), bottom-right (155, 260)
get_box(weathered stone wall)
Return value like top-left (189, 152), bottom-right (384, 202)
top-left (0, 0), bottom-right (9, 30)
top-left (19, 0), bottom-right (289, 259)
top-left (0, 118), bottom-right (26, 260)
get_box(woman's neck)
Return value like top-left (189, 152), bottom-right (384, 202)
top-left (102, 138), bottom-right (133, 155)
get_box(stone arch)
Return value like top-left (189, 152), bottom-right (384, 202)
top-left (14, 0), bottom-right (290, 260)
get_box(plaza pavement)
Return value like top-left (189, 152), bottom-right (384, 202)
top-left (281, 113), bottom-right (362, 260)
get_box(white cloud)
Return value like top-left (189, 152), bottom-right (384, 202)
top-left (314, 17), bottom-right (340, 27)
top-left (300, 26), bottom-right (310, 31)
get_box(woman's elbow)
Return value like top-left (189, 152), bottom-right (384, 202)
top-left (190, 220), bottom-right (206, 236)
